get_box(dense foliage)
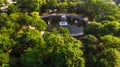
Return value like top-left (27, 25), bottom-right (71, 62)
top-left (0, 0), bottom-right (120, 67)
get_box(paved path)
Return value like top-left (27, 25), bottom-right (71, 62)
top-left (40, 13), bottom-right (88, 25)
top-left (41, 13), bottom-right (88, 36)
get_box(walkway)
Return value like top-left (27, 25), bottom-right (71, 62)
top-left (40, 13), bottom-right (88, 25)
top-left (41, 13), bottom-right (88, 36)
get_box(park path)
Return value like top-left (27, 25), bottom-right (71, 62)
top-left (40, 13), bottom-right (88, 36)
top-left (40, 13), bottom-right (88, 25)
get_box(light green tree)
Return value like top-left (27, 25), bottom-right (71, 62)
top-left (0, 34), bottom-right (14, 52)
top-left (30, 12), bottom-right (40, 19)
top-left (101, 35), bottom-right (120, 50)
top-left (101, 21), bottom-right (120, 35)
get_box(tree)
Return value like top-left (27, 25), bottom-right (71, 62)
top-left (30, 19), bottom-right (47, 31)
top-left (84, 22), bottom-right (101, 36)
top-left (12, 13), bottom-right (47, 30)
top-left (20, 48), bottom-right (44, 67)
top-left (100, 35), bottom-right (120, 50)
top-left (18, 13), bottom-right (33, 25)
top-left (9, 13), bottom-right (21, 22)
top-left (81, 35), bottom-right (98, 67)
top-left (0, 53), bottom-right (10, 67)
top-left (59, 27), bottom-right (70, 35)
top-left (17, 0), bottom-right (43, 12)
top-left (51, 28), bottom-right (58, 35)
top-left (44, 32), bottom-right (85, 67)
top-left (115, 28), bottom-right (120, 37)
top-left (0, 34), bottom-right (14, 52)
top-left (46, 0), bottom-right (58, 9)
top-left (0, 13), bottom-right (20, 35)
top-left (8, 4), bottom-right (20, 14)
top-left (10, 28), bottom-right (43, 57)
top-left (3, 0), bottom-right (8, 5)
top-left (30, 12), bottom-right (40, 19)
top-left (67, 2), bottom-right (76, 13)
top-left (0, 13), bottom-right (10, 26)
top-left (79, 0), bottom-right (119, 21)
top-left (82, 35), bottom-right (98, 45)
top-left (76, 2), bottom-right (84, 14)
top-left (101, 21), bottom-right (120, 36)
top-left (58, 2), bottom-right (68, 12)
top-left (0, 0), bottom-right (8, 6)
top-left (20, 28), bottom-right (41, 44)
top-left (99, 48), bottom-right (120, 67)
top-left (0, 0), bottom-right (3, 6)
top-left (18, 28), bottom-right (45, 48)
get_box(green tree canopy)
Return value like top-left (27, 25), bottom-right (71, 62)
top-left (30, 11), bottom-right (40, 19)
top-left (0, 34), bottom-right (14, 52)
top-left (17, 0), bottom-right (43, 12)
top-left (101, 35), bottom-right (120, 50)
top-left (20, 48), bottom-right (44, 67)
top-left (78, 0), bottom-right (119, 21)
top-left (30, 19), bottom-right (47, 31)
top-left (99, 48), bottom-right (120, 67)
top-left (46, 0), bottom-right (58, 9)
top-left (8, 4), bottom-right (20, 14)
top-left (101, 21), bottom-right (120, 36)
top-left (43, 32), bottom-right (84, 67)
top-left (0, 53), bottom-right (10, 67)
top-left (84, 22), bottom-right (101, 36)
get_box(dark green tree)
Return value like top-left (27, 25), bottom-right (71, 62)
top-left (17, 0), bottom-right (43, 12)
top-left (46, 0), bottom-right (58, 9)
top-left (78, 0), bottom-right (119, 21)
top-left (20, 48), bottom-right (44, 67)
top-left (8, 4), bottom-right (20, 14)
top-left (84, 22), bottom-right (101, 36)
